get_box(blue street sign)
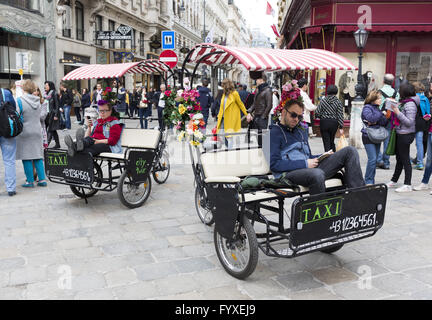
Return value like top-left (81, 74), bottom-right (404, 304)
top-left (162, 31), bottom-right (175, 50)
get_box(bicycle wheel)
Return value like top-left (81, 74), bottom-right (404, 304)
top-left (152, 151), bottom-right (170, 184)
top-left (214, 215), bottom-right (258, 280)
top-left (195, 186), bottom-right (214, 226)
top-left (117, 171), bottom-right (152, 209)
top-left (70, 162), bottom-right (103, 198)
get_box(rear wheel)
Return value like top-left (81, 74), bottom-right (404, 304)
top-left (195, 186), bottom-right (214, 226)
top-left (214, 215), bottom-right (258, 280)
top-left (152, 151), bottom-right (170, 184)
top-left (320, 244), bottom-right (344, 254)
top-left (70, 162), bottom-right (103, 198)
top-left (117, 171), bottom-right (152, 209)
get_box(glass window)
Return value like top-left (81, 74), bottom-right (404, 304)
top-left (109, 20), bottom-right (115, 49)
top-left (75, 1), bottom-right (84, 41)
top-left (0, 0), bottom-right (40, 12)
top-left (95, 15), bottom-right (103, 46)
top-left (62, 0), bottom-right (72, 38)
top-left (396, 52), bottom-right (432, 88)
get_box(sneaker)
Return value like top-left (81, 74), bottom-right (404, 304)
top-left (395, 185), bottom-right (412, 193)
top-left (377, 162), bottom-right (385, 169)
top-left (413, 183), bottom-right (429, 191)
top-left (22, 182), bottom-right (34, 188)
top-left (75, 127), bottom-right (85, 152)
top-left (413, 164), bottom-right (424, 170)
top-left (37, 181), bottom-right (47, 187)
top-left (64, 134), bottom-right (76, 157)
top-left (8, 191), bottom-right (16, 196)
top-left (386, 181), bottom-right (398, 188)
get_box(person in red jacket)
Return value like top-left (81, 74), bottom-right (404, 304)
top-left (64, 100), bottom-right (123, 157)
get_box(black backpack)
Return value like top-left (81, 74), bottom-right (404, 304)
top-left (0, 89), bottom-right (23, 138)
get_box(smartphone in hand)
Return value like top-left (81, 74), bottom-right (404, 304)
top-left (317, 151), bottom-right (333, 162)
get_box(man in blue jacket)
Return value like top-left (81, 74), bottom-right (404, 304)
top-left (198, 79), bottom-right (213, 127)
top-left (270, 99), bottom-right (365, 195)
top-left (0, 88), bottom-right (17, 196)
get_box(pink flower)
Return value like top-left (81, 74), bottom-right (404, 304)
top-left (291, 80), bottom-right (298, 85)
top-left (165, 90), bottom-right (172, 96)
top-left (283, 84), bottom-right (292, 92)
top-left (105, 87), bottom-right (112, 92)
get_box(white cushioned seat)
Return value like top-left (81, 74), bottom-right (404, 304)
top-left (201, 149), bottom-right (270, 181)
top-left (98, 152), bottom-right (126, 160)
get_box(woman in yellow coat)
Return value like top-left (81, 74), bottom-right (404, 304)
top-left (217, 79), bottom-right (250, 148)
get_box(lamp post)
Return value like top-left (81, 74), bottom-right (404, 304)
top-left (353, 27), bottom-right (369, 101)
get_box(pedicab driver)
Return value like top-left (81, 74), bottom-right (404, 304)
top-left (64, 100), bottom-right (122, 157)
top-left (270, 99), bottom-right (365, 195)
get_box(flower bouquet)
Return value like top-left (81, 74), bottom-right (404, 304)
top-left (162, 88), bottom-right (206, 146)
top-left (272, 79), bottom-right (304, 123)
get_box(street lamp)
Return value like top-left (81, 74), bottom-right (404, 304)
top-left (353, 27), bottom-right (369, 101)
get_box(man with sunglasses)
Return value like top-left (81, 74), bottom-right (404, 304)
top-left (270, 99), bottom-right (365, 195)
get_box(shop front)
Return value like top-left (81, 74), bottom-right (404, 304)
top-left (280, 0), bottom-right (432, 129)
top-left (60, 52), bottom-right (91, 91)
top-left (0, 27), bottom-right (46, 89)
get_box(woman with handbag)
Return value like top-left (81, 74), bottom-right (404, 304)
top-left (386, 83), bottom-right (418, 193)
top-left (361, 90), bottom-right (388, 185)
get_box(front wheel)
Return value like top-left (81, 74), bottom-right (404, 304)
top-left (195, 186), bottom-right (214, 226)
top-left (117, 171), bottom-right (152, 209)
top-left (214, 215), bottom-right (258, 280)
top-left (152, 151), bottom-right (170, 184)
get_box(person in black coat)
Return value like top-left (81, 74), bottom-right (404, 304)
top-left (43, 81), bottom-right (60, 148)
top-left (59, 83), bottom-right (73, 130)
top-left (80, 88), bottom-right (91, 125)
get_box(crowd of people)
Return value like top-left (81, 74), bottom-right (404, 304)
top-left (1, 71), bottom-right (432, 197)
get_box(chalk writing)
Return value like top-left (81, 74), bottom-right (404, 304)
top-left (62, 168), bottom-right (91, 183)
top-left (329, 213), bottom-right (377, 233)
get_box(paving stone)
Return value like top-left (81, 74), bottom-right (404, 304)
top-left (134, 262), bottom-right (179, 281)
top-left (202, 285), bottom-right (252, 300)
top-left (332, 281), bottom-right (403, 300)
top-left (167, 235), bottom-right (202, 247)
top-left (25, 280), bottom-right (75, 300)
top-left (105, 268), bottom-right (138, 288)
top-left (113, 281), bottom-right (160, 300)
top-left (153, 274), bottom-right (201, 296)
top-left (289, 287), bottom-right (342, 300)
top-left (57, 237), bottom-right (90, 250)
top-left (74, 289), bottom-right (115, 300)
top-left (9, 266), bottom-right (48, 286)
top-left (0, 257), bottom-right (26, 271)
top-left (26, 232), bottom-right (62, 244)
top-left (0, 287), bottom-right (25, 299)
top-left (0, 271), bottom-right (9, 287)
top-left (123, 253), bottom-right (155, 267)
top-left (101, 242), bottom-right (140, 257)
top-left (372, 273), bottom-right (430, 295)
top-left (275, 272), bottom-right (324, 292)
top-left (311, 267), bottom-right (358, 285)
top-left (152, 247), bottom-right (188, 263)
top-left (63, 247), bottom-right (104, 262)
top-left (172, 257), bottom-right (215, 273)
top-left (69, 273), bottom-right (107, 292)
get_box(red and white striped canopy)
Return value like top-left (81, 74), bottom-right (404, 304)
top-left (188, 43), bottom-right (357, 71)
top-left (62, 59), bottom-right (171, 81)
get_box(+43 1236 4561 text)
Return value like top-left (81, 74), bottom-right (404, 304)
top-left (175, 304), bottom-right (256, 318)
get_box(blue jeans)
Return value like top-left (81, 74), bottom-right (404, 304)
top-left (377, 124), bottom-right (391, 167)
top-left (415, 131), bottom-right (425, 165)
top-left (22, 159), bottom-right (46, 183)
top-left (63, 105), bottom-right (71, 129)
top-left (0, 136), bottom-right (16, 192)
top-left (139, 108), bottom-right (148, 129)
top-left (422, 133), bottom-right (432, 184)
top-left (364, 143), bottom-right (380, 185)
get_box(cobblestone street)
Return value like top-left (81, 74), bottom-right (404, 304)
top-left (1, 118), bottom-right (432, 300)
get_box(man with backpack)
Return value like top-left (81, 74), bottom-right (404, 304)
top-left (0, 88), bottom-right (20, 196)
top-left (377, 74), bottom-right (399, 170)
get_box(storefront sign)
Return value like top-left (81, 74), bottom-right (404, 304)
top-left (63, 53), bottom-right (90, 65)
top-left (96, 25), bottom-right (133, 41)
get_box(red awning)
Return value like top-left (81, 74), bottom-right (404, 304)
top-left (305, 26), bottom-right (322, 34)
top-left (188, 43), bottom-right (357, 71)
top-left (62, 59), bottom-right (171, 81)
top-left (336, 25), bottom-right (432, 33)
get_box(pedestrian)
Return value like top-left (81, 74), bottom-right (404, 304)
top-left (0, 87), bottom-right (17, 196)
top-left (216, 78), bottom-right (251, 149)
top-left (147, 87), bottom-right (155, 117)
top-left (361, 90), bottom-right (388, 185)
top-left (270, 87), bottom-right (280, 126)
top-left (414, 119), bottom-right (432, 191)
top-left (376, 74), bottom-right (398, 170)
top-left (112, 80), bottom-right (128, 117)
top-left (15, 80), bottom-right (47, 188)
top-left (80, 88), bottom-right (91, 125)
top-left (43, 81), bottom-right (61, 148)
top-left (237, 84), bottom-right (249, 105)
top-left (211, 84), bottom-right (223, 123)
top-left (198, 79), bottom-right (213, 127)
top-left (298, 78), bottom-right (317, 138)
top-left (138, 88), bottom-right (150, 129)
top-left (132, 88), bottom-right (141, 118)
top-left (315, 85), bottom-right (345, 152)
top-left (34, 87), bottom-right (48, 149)
top-left (386, 83), bottom-right (418, 193)
top-left (411, 82), bottom-right (431, 170)
top-left (247, 72), bottom-right (273, 131)
top-left (59, 83), bottom-right (73, 130)
top-left (92, 83), bottom-right (104, 106)
top-left (154, 84), bottom-right (166, 130)
top-left (72, 88), bottom-right (82, 124)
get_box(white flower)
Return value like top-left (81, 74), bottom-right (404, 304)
top-left (193, 130), bottom-right (203, 140)
top-left (177, 90), bottom-right (184, 97)
top-left (192, 113), bottom-right (203, 120)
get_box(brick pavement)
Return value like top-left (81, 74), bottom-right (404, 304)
top-left (0, 118), bottom-right (432, 300)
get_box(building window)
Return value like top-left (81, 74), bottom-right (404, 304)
top-left (139, 32), bottom-right (145, 56)
top-left (95, 15), bottom-right (103, 46)
top-left (62, 0), bottom-right (72, 38)
top-left (0, 0), bottom-right (41, 12)
top-left (109, 20), bottom-right (115, 49)
top-left (75, 1), bottom-right (84, 41)
top-left (396, 52), bottom-right (432, 87)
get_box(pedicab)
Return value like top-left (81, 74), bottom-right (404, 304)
top-left (44, 60), bottom-right (173, 208)
top-left (180, 43), bottom-right (388, 279)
